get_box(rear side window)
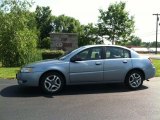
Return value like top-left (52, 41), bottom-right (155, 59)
top-left (105, 47), bottom-right (130, 59)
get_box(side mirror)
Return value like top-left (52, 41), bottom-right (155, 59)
top-left (70, 57), bottom-right (82, 62)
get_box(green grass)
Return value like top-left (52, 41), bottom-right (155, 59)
top-left (0, 67), bottom-right (20, 79)
top-left (152, 59), bottom-right (160, 77)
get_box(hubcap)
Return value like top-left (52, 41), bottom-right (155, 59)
top-left (129, 73), bottom-right (142, 88)
top-left (44, 75), bottom-right (61, 92)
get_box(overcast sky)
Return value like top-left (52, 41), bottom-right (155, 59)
top-left (32, 0), bottom-right (160, 42)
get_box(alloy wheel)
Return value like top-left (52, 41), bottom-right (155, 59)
top-left (129, 73), bottom-right (142, 88)
top-left (44, 75), bottom-right (62, 92)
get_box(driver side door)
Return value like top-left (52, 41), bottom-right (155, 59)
top-left (69, 47), bottom-right (104, 83)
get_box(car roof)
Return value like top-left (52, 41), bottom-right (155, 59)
top-left (82, 44), bottom-right (131, 51)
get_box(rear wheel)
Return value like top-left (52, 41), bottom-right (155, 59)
top-left (40, 72), bottom-right (65, 94)
top-left (125, 71), bottom-right (144, 90)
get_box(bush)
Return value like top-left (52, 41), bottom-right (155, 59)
top-left (42, 50), bottom-right (64, 59)
top-left (30, 49), bottom-right (42, 63)
top-left (0, 0), bottom-right (40, 67)
top-left (41, 37), bottom-right (51, 49)
top-left (0, 29), bottom-right (39, 67)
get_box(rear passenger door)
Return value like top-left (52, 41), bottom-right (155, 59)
top-left (103, 47), bottom-right (132, 82)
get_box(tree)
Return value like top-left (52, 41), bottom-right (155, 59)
top-left (78, 23), bottom-right (101, 46)
top-left (35, 6), bottom-right (52, 48)
top-left (52, 14), bottom-right (81, 33)
top-left (128, 36), bottom-right (142, 46)
top-left (117, 35), bottom-right (142, 46)
top-left (98, 2), bottom-right (135, 44)
top-left (150, 41), bottom-right (160, 47)
top-left (0, 0), bottom-right (39, 67)
top-left (52, 15), bottom-right (101, 46)
top-left (142, 41), bottom-right (160, 48)
top-left (41, 37), bottom-right (51, 49)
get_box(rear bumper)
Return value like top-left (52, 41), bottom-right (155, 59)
top-left (16, 72), bottom-right (43, 86)
top-left (145, 67), bottom-right (156, 80)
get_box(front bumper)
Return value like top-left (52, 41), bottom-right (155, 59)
top-left (16, 71), bottom-right (43, 86)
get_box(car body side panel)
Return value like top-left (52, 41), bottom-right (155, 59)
top-left (17, 72), bottom-right (43, 86)
top-left (103, 58), bottom-right (132, 82)
top-left (69, 60), bottom-right (104, 83)
top-left (40, 62), bottom-right (70, 84)
top-left (17, 61), bottom-right (70, 86)
top-left (131, 58), bottom-right (156, 80)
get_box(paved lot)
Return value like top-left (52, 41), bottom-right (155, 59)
top-left (0, 77), bottom-right (160, 120)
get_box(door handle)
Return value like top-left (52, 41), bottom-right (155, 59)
top-left (95, 62), bottom-right (101, 65)
top-left (123, 60), bottom-right (127, 63)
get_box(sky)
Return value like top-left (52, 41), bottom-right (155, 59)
top-left (32, 0), bottom-right (160, 42)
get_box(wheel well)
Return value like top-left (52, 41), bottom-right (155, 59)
top-left (39, 70), bottom-right (66, 86)
top-left (125, 68), bottom-right (145, 81)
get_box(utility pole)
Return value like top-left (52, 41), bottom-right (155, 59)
top-left (153, 13), bottom-right (160, 54)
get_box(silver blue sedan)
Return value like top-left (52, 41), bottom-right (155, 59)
top-left (16, 45), bottom-right (156, 94)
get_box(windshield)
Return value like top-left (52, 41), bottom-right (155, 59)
top-left (59, 47), bottom-right (84, 60)
top-left (59, 50), bottom-right (73, 60)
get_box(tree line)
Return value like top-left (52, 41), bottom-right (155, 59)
top-left (0, 0), bottom-right (152, 67)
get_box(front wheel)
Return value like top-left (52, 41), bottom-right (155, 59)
top-left (40, 72), bottom-right (65, 94)
top-left (125, 71), bottom-right (144, 90)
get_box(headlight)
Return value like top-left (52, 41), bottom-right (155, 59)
top-left (20, 67), bottom-right (33, 73)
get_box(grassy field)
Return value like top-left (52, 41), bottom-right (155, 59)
top-left (0, 67), bottom-right (20, 79)
top-left (152, 59), bottom-right (160, 77)
top-left (0, 59), bottom-right (159, 79)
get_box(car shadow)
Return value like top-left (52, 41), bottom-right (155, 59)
top-left (0, 83), bottom-right (148, 98)
top-left (0, 85), bottom-right (52, 98)
top-left (57, 84), bottom-right (148, 96)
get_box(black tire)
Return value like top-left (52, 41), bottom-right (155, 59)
top-left (125, 70), bottom-right (144, 90)
top-left (40, 72), bottom-right (65, 94)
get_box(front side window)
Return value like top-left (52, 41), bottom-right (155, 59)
top-left (72, 47), bottom-right (103, 61)
top-left (105, 47), bottom-right (130, 59)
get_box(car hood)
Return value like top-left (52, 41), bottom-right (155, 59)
top-left (24, 59), bottom-right (64, 68)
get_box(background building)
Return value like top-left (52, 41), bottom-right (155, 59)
top-left (50, 33), bottom-right (78, 51)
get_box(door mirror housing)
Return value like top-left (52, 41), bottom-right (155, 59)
top-left (70, 57), bottom-right (82, 62)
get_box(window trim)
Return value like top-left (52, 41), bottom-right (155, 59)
top-left (70, 47), bottom-right (105, 62)
top-left (104, 46), bottom-right (131, 59)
